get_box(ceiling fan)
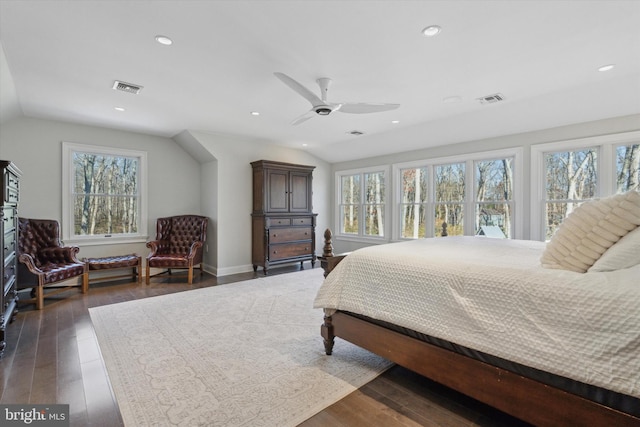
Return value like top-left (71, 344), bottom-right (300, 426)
top-left (274, 72), bottom-right (400, 125)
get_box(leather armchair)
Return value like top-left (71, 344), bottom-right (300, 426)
top-left (17, 218), bottom-right (88, 310)
top-left (146, 215), bottom-right (208, 284)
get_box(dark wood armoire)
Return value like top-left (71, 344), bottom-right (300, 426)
top-left (251, 160), bottom-right (317, 274)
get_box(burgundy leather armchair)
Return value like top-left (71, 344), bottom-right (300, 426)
top-left (146, 215), bottom-right (208, 285)
top-left (17, 218), bottom-right (88, 310)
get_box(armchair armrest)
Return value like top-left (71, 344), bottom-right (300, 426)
top-left (187, 241), bottom-right (204, 260)
top-left (18, 253), bottom-right (43, 274)
top-left (39, 246), bottom-right (82, 264)
top-left (146, 239), bottom-right (170, 255)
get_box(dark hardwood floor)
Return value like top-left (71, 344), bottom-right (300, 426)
top-left (0, 265), bottom-right (530, 427)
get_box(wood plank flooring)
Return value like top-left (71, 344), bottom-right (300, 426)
top-left (0, 266), bottom-right (531, 426)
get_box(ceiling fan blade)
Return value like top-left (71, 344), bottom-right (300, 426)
top-left (274, 72), bottom-right (323, 107)
top-left (291, 109), bottom-right (316, 126)
top-left (338, 103), bottom-right (400, 114)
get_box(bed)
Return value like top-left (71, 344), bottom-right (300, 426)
top-left (313, 192), bottom-right (640, 426)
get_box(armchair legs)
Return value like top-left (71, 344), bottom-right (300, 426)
top-left (145, 263), bottom-right (203, 285)
top-left (32, 271), bottom-right (89, 310)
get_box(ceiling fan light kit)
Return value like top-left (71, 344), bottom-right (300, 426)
top-left (274, 72), bottom-right (400, 125)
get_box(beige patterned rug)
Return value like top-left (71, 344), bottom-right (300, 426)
top-left (89, 268), bottom-right (391, 426)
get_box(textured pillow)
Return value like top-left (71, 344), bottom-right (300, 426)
top-left (588, 225), bottom-right (640, 272)
top-left (541, 190), bottom-right (640, 273)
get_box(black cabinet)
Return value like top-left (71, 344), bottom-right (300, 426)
top-left (1, 160), bottom-right (21, 358)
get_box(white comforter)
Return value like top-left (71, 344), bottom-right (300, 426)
top-left (313, 237), bottom-right (640, 398)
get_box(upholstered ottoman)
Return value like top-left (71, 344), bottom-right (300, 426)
top-left (84, 254), bottom-right (142, 285)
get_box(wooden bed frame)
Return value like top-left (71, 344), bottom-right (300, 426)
top-left (317, 229), bottom-right (639, 427)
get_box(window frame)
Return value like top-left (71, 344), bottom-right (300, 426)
top-left (334, 165), bottom-right (390, 243)
top-left (62, 141), bottom-right (148, 245)
top-left (393, 148), bottom-right (523, 240)
top-left (530, 130), bottom-right (640, 241)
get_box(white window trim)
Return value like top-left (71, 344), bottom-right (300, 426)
top-left (334, 165), bottom-right (391, 243)
top-left (530, 130), bottom-right (640, 241)
top-left (62, 141), bottom-right (148, 246)
top-left (393, 147), bottom-right (524, 240)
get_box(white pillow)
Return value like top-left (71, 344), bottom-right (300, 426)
top-left (588, 225), bottom-right (640, 272)
top-left (541, 191), bottom-right (640, 273)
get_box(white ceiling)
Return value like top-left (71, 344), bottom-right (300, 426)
top-left (1, 0), bottom-right (639, 163)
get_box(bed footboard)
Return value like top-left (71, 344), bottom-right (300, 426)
top-left (324, 310), bottom-right (639, 427)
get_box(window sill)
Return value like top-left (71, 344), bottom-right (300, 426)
top-left (64, 236), bottom-right (149, 247)
top-left (333, 234), bottom-right (390, 245)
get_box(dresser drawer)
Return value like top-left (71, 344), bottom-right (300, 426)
top-left (2, 207), bottom-right (15, 230)
top-left (3, 260), bottom-right (15, 294)
top-left (292, 217), bottom-right (313, 226)
top-left (4, 169), bottom-right (19, 205)
top-left (3, 230), bottom-right (15, 262)
top-left (269, 242), bottom-right (312, 261)
top-left (270, 227), bottom-right (312, 244)
top-left (269, 217), bottom-right (291, 227)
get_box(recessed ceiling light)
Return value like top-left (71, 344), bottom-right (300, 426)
top-left (421, 25), bottom-right (441, 37)
top-left (302, 143), bottom-right (308, 147)
top-left (442, 96), bottom-right (462, 104)
top-left (155, 35), bottom-right (173, 46)
top-left (250, 111), bottom-right (260, 116)
top-left (391, 120), bottom-right (400, 124)
top-left (114, 106), bottom-right (125, 112)
top-left (598, 64), bottom-right (615, 72)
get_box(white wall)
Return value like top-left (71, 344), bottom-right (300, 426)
top-left (0, 117), bottom-right (331, 277)
top-left (330, 114), bottom-right (640, 253)
top-left (0, 116), bottom-right (202, 260)
top-left (186, 130), bottom-right (331, 276)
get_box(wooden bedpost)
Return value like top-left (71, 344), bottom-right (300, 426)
top-left (318, 228), bottom-right (349, 278)
top-left (322, 228), bottom-right (334, 257)
top-left (321, 314), bottom-right (335, 355)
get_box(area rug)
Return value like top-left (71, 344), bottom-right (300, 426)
top-left (89, 268), bottom-right (392, 426)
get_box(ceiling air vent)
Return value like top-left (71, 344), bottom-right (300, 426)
top-left (112, 80), bottom-right (143, 94)
top-left (477, 93), bottom-right (505, 105)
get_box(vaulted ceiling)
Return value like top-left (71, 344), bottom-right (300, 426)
top-left (1, 1), bottom-right (639, 162)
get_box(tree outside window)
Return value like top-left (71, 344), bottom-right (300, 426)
top-left (400, 167), bottom-right (428, 238)
top-left (616, 144), bottom-right (640, 192)
top-left (340, 174), bottom-right (360, 234)
top-left (73, 152), bottom-right (139, 236)
top-left (435, 163), bottom-right (465, 237)
top-left (364, 172), bottom-right (385, 236)
top-left (544, 148), bottom-right (597, 240)
top-left (63, 142), bottom-right (147, 243)
top-left (475, 158), bottom-right (513, 238)
top-left (338, 170), bottom-right (385, 237)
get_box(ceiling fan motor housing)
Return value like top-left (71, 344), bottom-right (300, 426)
top-left (314, 106), bottom-right (332, 115)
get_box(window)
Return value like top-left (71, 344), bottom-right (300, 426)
top-left (617, 144), bottom-right (640, 192)
top-left (62, 142), bottom-right (147, 244)
top-left (543, 148), bottom-right (598, 240)
top-left (337, 167), bottom-right (387, 239)
top-left (475, 158), bottom-right (514, 238)
top-left (435, 162), bottom-right (465, 236)
top-left (395, 148), bottom-right (522, 240)
top-left (531, 131), bottom-right (640, 241)
top-left (399, 167), bottom-right (428, 238)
